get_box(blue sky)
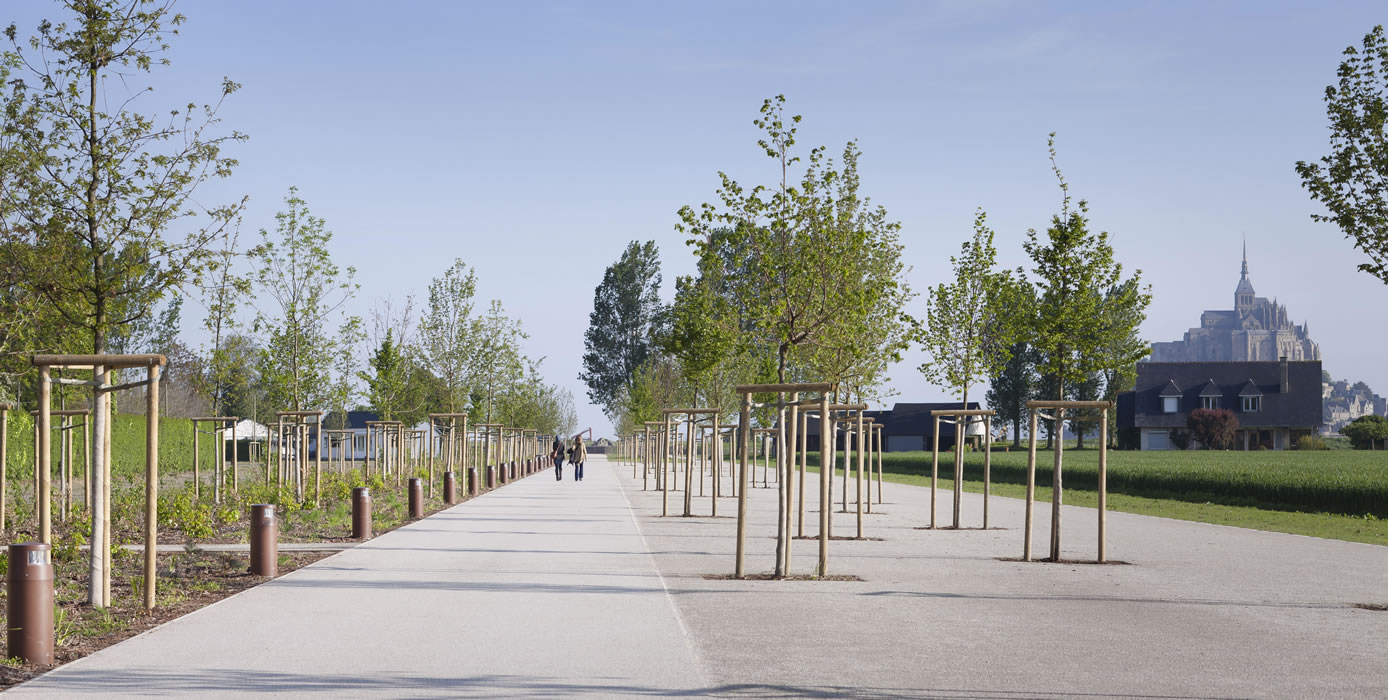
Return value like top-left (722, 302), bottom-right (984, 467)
top-left (6, 1), bottom-right (1385, 435)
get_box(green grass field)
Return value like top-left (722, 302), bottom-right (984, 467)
top-left (803, 447), bottom-right (1388, 546)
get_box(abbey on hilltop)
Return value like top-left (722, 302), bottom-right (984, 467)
top-left (1150, 244), bottom-right (1320, 363)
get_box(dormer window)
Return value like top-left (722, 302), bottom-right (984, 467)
top-left (1242, 396), bottom-right (1261, 412)
top-left (1198, 379), bottom-right (1222, 411)
top-left (1163, 397), bottom-right (1179, 413)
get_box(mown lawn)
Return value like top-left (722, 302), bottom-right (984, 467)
top-left (804, 448), bottom-right (1388, 546)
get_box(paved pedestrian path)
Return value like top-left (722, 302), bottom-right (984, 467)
top-left (16, 454), bottom-right (1388, 698)
top-left (14, 457), bottom-right (705, 697)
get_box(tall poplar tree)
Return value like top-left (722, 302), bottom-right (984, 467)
top-left (581, 241), bottom-right (664, 419)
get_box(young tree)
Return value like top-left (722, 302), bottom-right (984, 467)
top-left (1025, 136), bottom-right (1151, 401)
top-left (1296, 25), bottom-right (1388, 285)
top-left (250, 188), bottom-right (359, 411)
top-left (0, 1), bottom-right (246, 356)
top-left (581, 241), bottom-right (664, 419)
top-left (470, 300), bottom-right (526, 425)
top-left (419, 259), bottom-right (479, 414)
top-left (194, 219), bottom-right (251, 416)
top-left (677, 96), bottom-right (910, 577)
top-left (919, 210), bottom-right (1018, 410)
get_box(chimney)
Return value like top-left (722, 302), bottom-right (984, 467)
top-left (1279, 356), bottom-right (1289, 393)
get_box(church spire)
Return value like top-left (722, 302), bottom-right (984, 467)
top-left (1241, 236), bottom-right (1248, 279)
top-left (1235, 237), bottom-right (1255, 310)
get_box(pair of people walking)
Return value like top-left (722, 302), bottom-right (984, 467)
top-left (551, 435), bottom-right (586, 481)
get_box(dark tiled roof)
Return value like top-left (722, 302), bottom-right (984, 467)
top-left (323, 410), bottom-right (380, 430)
top-left (1238, 379), bottom-right (1262, 397)
top-left (1159, 380), bottom-right (1182, 397)
top-left (803, 402), bottom-right (980, 439)
top-left (1199, 379), bottom-right (1222, 397)
top-left (1120, 361), bottom-right (1321, 430)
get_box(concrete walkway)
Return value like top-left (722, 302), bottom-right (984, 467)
top-left (13, 457), bottom-right (705, 697)
top-left (15, 454), bottom-right (1388, 698)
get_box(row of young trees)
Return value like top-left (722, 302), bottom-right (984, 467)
top-left (0, 0), bottom-right (575, 436)
top-left (582, 98), bottom-right (1150, 446)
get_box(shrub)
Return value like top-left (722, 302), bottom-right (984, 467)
top-left (1168, 428), bottom-right (1191, 450)
top-left (1296, 434), bottom-right (1328, 451)
top-left (1187, 408), bottom-right (1238, 450)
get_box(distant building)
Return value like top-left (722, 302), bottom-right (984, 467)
top-left (1117, 358), bottom-right (1322, 450)
top-left (801, 402), bottom-right (984, 452)
top-left (1149, 244), bottom-right (1319, 363)
top-left (310, 410), bottom-right (379, 459)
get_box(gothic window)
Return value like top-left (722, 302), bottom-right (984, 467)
top-left (1242, 396), bottom-right (1261, 412)
top-left (1163, 397), bottom-right (1179, 413)
top-left (1202, 396), bottom-right (1220, 410)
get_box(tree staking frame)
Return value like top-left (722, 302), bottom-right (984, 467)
top-left (1023, 400), bottom-right (1113, 563)
top-left (32, 353), bottom-right (165, 610)
top-left (929, 408), bottom-right (996, 530)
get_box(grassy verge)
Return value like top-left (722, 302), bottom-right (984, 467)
top-left (803, 449), bottom-right (1388, 546)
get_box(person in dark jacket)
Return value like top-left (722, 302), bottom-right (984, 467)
top-left (571, 436), bottom-right (587, 481)
top-left (551, 436), bottom-right (565, 481)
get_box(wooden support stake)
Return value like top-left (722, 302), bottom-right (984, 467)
top-left (144, 364), bottom-right (160, 611)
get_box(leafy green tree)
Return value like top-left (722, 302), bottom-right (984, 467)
top-left (986, 340), bottom-right (1039, 448)
top-left (213, 333), bottom-right (261, 420)
top-left (919, 209), bottom-right (1018, 410)
top-left (360, 329), bottom-right (409, 421)
top-left (1342, 414), bottom-right (1388, 449)
top-left (677, 96), bottom-right (911, 577)
top-left (194, 219), bottom-right (251, 416)
top-left (1295, 25), bottom-right (1388, 285)
top-left (0, 0), bottom-right (245, 356)
top-left (1024, 136), bottom-right (1151, 401)
top-left (470, 300), bottom-right (526, 425)
top-left (420, 259), bottom-right (479, 414)
top-left (581, 241), bottom-right (664, 419)
top-left (250, 188), bottom-right (359, 411)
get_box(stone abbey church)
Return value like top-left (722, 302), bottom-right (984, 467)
top-left (1150, 246), bottom-right (1320, 362)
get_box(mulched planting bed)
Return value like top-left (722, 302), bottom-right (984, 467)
top-left (1352, 603), bottom-right (1388, 612)
top-left (0, 549), bottom-right (332, 690)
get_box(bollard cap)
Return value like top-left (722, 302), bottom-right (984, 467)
top-left (8, 542), bottom-right (53, 582)
top-left (353, 486), bottom-right (371, 498)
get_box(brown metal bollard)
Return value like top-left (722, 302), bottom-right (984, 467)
top-left (443, 471), bottom-right (456, 504)
top-left (486, 465), bottom-right (496, 490)
top-left (352, 487), bottom-right (372, 539)
top-left (7, 542), bottom-right (53, 665)
top-left (468, 466), bottom-right (479, 495)
top-left (249, 504), bottom-right (278, 577)
top-left (408, 478), bottom-right (424, 519)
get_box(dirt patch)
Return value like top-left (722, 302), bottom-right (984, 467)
top-left (995, 556), bottom-right (1133, 566)
top-left (702, 573), bottom-right (865, 582)
top-left (791, 535), bottom-right (884, 541)
top-left (1352, 602), bottom-right (1388, 612)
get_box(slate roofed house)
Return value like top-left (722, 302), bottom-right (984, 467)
top-left (1117, 358), bottom-right (1322, 450)
top-left (801, 402), bottom-right (984, 452)
top-left (309, 410), bottom-right (379, 460)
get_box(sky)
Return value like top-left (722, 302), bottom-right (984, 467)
top-left (6, 1), bottom-right (1386, 436)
